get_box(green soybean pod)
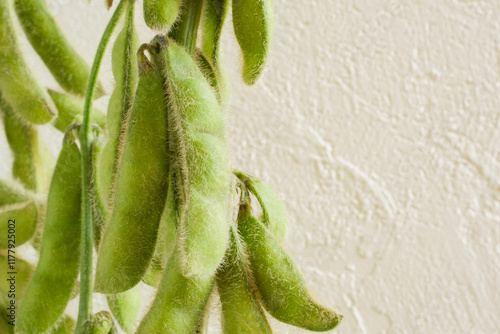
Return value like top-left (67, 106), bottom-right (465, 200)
top-left (0, 296), bottom-right (14, 334)
top-left (0, 201), bottom-right (38, 249)
top-left (0, 96), bottom-right (48, 191)
top-left (48, 90), bottom-right (106, 133)
top-left (0, 180), bottom-right (33, 210)
top-left (201, 0), bottom-right (230, 60)
top-left (143, 0), bottom-right (181, 31)
top-left (154, 38), bottom-right (230, 277)
top-left (98, 2), bottom-right (139, 206)
top-left (232, 0), bottom-right (274, 85)
top-left (194, 49), bottom-right (229, 108)
top-left (143, 175), bottom-right (177, 287)
top-left (235, 171), bottom-right (287, 243)
top-left (238, 206), bottom-right (343, 331)
top-left (135, 249), bottom-right (215, 334)
top-left (217, 225), bottom-right (272, 334)
top-left (90, 134), bottom-right (107, 247)
top-left (106, 285), bottom-right (141, 333)
top-left (94, 50), bottom-right (169, 294)
top-left (0, 0), bottom-right (55, 124)
top-left (17, 133), bottom-right (82, 334)
top-left (0, 255), bottom-right (34, 301)
top-left (13, 0), bottom-right (105, 97)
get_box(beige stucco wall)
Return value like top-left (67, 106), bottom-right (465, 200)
top-left (1, 0), bottom-right (499, 333)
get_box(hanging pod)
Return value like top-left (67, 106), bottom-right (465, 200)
top-left (194, 49), bottom-right (229, 108)
top-left (217, 224), bottom-right (273, 333)
top-left (48, 90), bottom-right (106, 133)
top-left (135, 249), bottom-right (215, 334)
top-left (0, 255), bottom-right (34, 301)
top-left (238, 205), bottom-right (343, 332)
top-left (232, 0), bottom-right (274, 85)
top-left (0, 179), bottom-right (33, 207)
top-left (106, 285), bottom-right (141, 334)
top-left (150, 36), bottom-right (231, 277)
top-left (0, 94), bottom-right (49, 192)
top-left (17, 129), bottom-right (82, 334)
top-left (143, 174), bottom-right (177, 287)
top-left (94, 44), bottom-right (169, 294)
top-left (0, 201), bottom-right (39, 249)
top-left (200, 0), bottom-right (230, 61)
top-left (98, 1), bottom-right (139, 207)
top-left (235, 171), bottom-right (287, 243)
top-left (143, 0), bottom-right (181, 31)
top-left (13, 0), bottom-right (105, 97)
top-left (0, 0), bottom-right (55, 124)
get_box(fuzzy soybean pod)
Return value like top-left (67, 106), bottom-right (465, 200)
top-left (217, 225), bottom-right (272, 334)
top-left (194, 49), bottom-right (229, 108)
top-left (17, 133), bottom-right (82, 334)
top-left (0, 96), bottom-right (48, 191)
top-left (232, 0), bottom-right (274, 85)
top-left (143, 175), bottom-right (177, 287)
top-left (0, 201), bottom-right (38, 249)
top-left (98, 3), bottom-right (139, 207)
top-left (0, 0), bottom-right (55, 124)
top-left (143, 0), bottom-right (181, 31)
top-left (154, 38), bottom-right (231, 277)
top-left (48, 90), bottom-right (106, 133)
top-left (135, 249), bottom-right (215, 334)
top-left (0, 255), bottom-right (34, 301)
top-left (238, 206), bottom-right (343, 332)
top-left (235, 171), bottom-right (287, 243)
top-left (106, 285), bottom-right (141, 333)
top-left (13, 0), bottom-right (104, 97)
top-left (201, 0), bottom-right (230, 60)
top-left (94, 52), bottom-right (169, 294)
top-left (0, 179), bottom-right (32, 207)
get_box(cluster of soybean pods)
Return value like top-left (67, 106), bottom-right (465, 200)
top-left (0, 0), bottom-right (342, 332)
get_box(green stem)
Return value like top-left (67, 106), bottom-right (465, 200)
top-left (169, 0), bottom-right (204, 54)
top-left (76, 0), bottom-right (127, 332)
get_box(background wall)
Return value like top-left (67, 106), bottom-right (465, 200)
top-left (1, 0), bottom-right (499, 333)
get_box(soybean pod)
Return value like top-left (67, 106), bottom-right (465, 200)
top-left (0, 201), bottom-right (38, 249)
top-left (0, 179), bottom-right (33, 207)
top-left (48, 90), bottom-right (106, 133)
top-left (0, 0), bottom-right (55, 124)
top-left (238, 205), bottom-right (343, 332)
top-left (235, 171), bottom-right (287, 243)
top-left (217, 225), bottom-right (272, 334)
top-left (94, 45), bottom-right (169, 294)
top-left (201, 0), bottom-right (230, 61)
top-left (153, 37), bottom-right (231, 277)
top-left (13, 0), bottom-right (105, 97)
top-left (194, 49), bottom-right (229, 108)
top-left (135, 249), bottom-right (215, 334)
top-left (0, 255), bottom-right (34, 301)
top-left (143, 175), bottom-right (177, 287)
top-left (143, 0), bottom-right (181, 31)
top-left (0, 94), bottom-right (48, 192)
top-left (17, 131), bottom-right (82, 334)
top-left (232, 0), bottom-right (274, 85)
top-left (106, 285), bottom-right (141, 333)
top-left (98, 1), bottom-right (139, 207)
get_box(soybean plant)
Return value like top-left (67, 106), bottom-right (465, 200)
top-left (0, 0), bottom-right (343, 333)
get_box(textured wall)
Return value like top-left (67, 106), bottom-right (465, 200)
top-left (1, 0), bottom-right (499, 333)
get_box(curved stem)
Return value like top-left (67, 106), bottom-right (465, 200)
top-left (76, 0), bottom-right (127, 332)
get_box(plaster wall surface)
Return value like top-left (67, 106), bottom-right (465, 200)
top-left (0, 0), bottom-right (498, 333)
